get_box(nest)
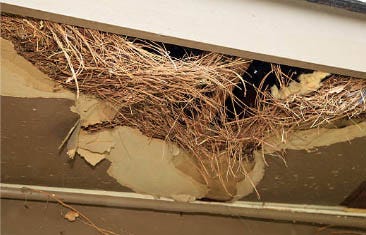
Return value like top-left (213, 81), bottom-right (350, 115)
top-left (2, 14), bottom-right (365, 185)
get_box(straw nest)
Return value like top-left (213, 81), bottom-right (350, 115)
top-left (2, 14), bottom-right (365, 186)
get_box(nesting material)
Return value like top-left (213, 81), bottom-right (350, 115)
top-left (1, 15), bottom-right (252, 177)
top-left (262, 73), bottom-right (366, 130)
top-left (1, 14), bottom-right (366, 201)
top-left (1, 36), bottom-right (263, 201)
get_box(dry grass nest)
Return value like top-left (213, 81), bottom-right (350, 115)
top-left (2, 14), bottom-right (365, 185)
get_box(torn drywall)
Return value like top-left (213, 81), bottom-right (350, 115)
top-left (2, 36), bottom-right (365, 202)
top-left (66, 94), bottom-right (264, 201)
top-left (76, 130), bottom-right (115, 166)
top-left (66, 125), bottom-right (210, 201)
top-left (0, 38), bottom-right (215, 201)
top-left (234, 151), bottom-right (265, 201)
top-left (106, 127), bottom-right (209, 201)
top-left (0, 38), bottom-right (74, 99)
top-left (66, 119), bottom-right (266, 201)
top-left (264, 122), bottom-right (366, 154)
top-left (70, 96), bottom-right (118, 127)
top-left (67, 94), bottom-right (265, 201)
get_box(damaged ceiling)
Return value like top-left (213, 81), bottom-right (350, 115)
top-left (1, 3), bottom-right (366, 235)
top-left (1, 37), bottom-right (365, 203)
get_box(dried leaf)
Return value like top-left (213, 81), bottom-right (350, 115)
top-left (64, 210), bottom-right (79, 222)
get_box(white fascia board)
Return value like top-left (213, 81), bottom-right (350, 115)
top-left (1, 0), bottom-right (366, 78)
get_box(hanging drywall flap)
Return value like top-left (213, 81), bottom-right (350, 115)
top-left (1, 0), bottom-right (366, 78)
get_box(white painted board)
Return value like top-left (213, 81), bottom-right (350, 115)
top-left (1, 0), bottom-right (366, 78)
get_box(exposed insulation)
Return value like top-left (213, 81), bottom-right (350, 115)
top-left (271, 71), bottom-right (330, 99)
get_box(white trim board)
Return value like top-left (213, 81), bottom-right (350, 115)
top-left (2, 183), bottom-right (366, 228)
top-left (1, 0), bottom-right (366, 78)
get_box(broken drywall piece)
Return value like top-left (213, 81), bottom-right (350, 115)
top-left (64, 94), bottom-right (117, 165)
top-left (271, 71), bottom-right (330, 99)
top-left (0, 38), bottom-right (74, 99)
top-left (70, 95), bottom-right (118, 127)
top-left (105, 126), bottom-right (264, 201)
top-left (77, 148), bottom-right (107, 166)
top-left (77, 130), bottom-right (115, 153)
top-left (264, 121), bottom-right (366, 153)
top-left (173, 152), bottom-right (262, 201)
top-left (65, 125), bottom-right (115, 167)
top-left (64, 95), bottom-right (365, 201)
top-left (65, 123), bottom-right (209, 201)
top-left (65, 121), bottom-right (115, 166)
top-left (71, 130), bottom-right (115, 166)
top-left (65, 104), bottom-right (266, 201)
top-left (105, 126), bottom-right (209, 201)
top-left (58, 104), bottom-right (366, 201)
top-left (234, 151), bottom-right (265, 201)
